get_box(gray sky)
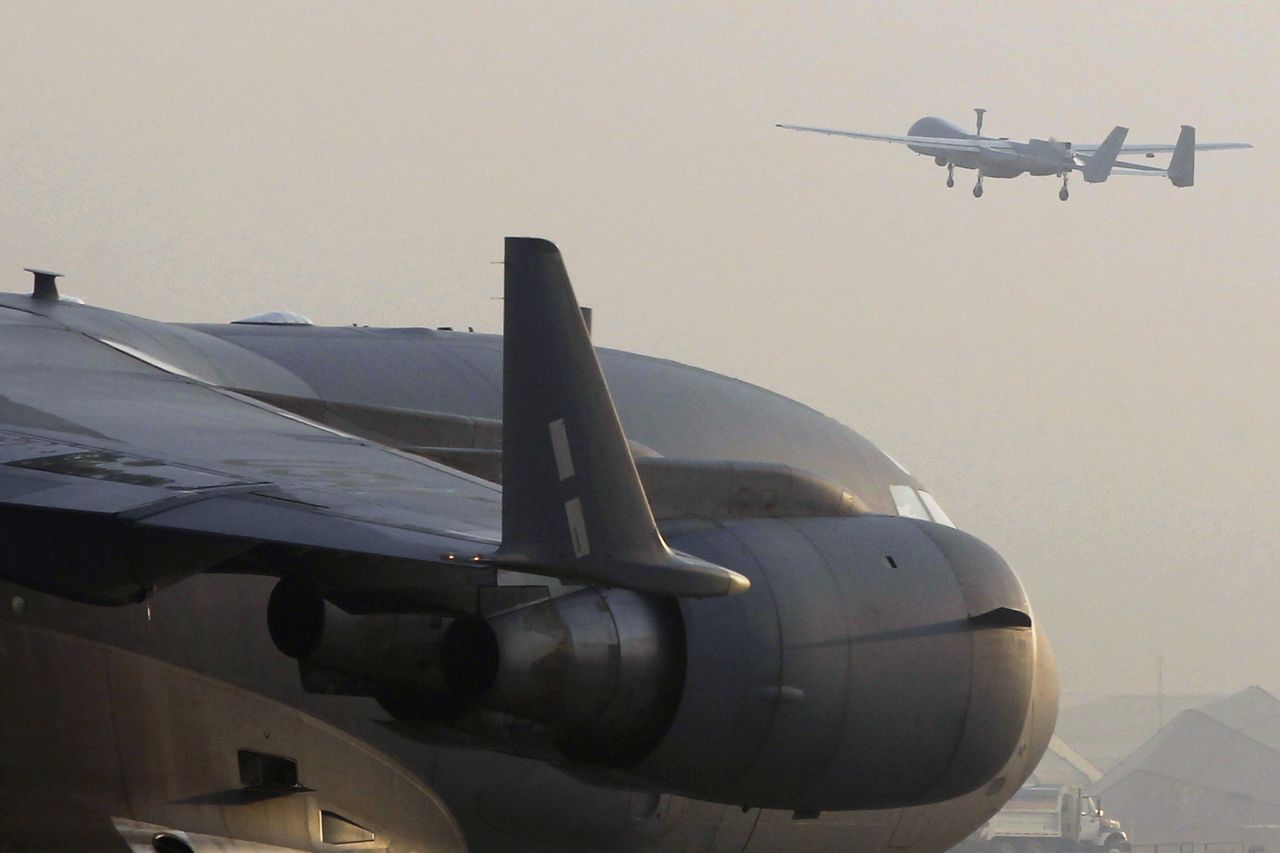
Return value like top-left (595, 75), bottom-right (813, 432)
top-left (2, 1), bottom-right (1277, 698)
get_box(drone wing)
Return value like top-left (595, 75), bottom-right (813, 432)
top-left (1074, 127), bottom-right (1251, 155)
top-left (775, 124), bottom-right (1006, 153)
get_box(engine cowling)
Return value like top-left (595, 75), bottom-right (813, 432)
top-left (642, 515), bottom-right (1036, 810)
top-left (269, 514), bottom-right (1039, 812)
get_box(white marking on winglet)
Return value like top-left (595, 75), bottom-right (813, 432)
top-left (565, 497), bottom-right (590, 558)
top-left (549, 418), bottom-right (574, 481)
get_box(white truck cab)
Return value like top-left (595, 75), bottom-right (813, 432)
top-left (977, 785), bottom-right (1129, 853)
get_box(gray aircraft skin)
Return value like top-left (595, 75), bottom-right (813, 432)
top-left (0, 240), bottom-right (1058, 853)
top-left (778, 110), bottom-right (1252, 199)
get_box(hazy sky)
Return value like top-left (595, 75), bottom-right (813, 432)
top-left (2, 2), bottom-right (1276, 698)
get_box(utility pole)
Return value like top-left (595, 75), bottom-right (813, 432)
top-left (1156, 654), bottom-right (1165, 732)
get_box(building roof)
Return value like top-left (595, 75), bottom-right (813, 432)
top-left (1095, 686), bottom-right (1280, 808)
top-left (1055, 693), bottom-right (1219, 773)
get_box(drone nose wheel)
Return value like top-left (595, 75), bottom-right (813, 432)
top-left (972, 185), bottom-right (984, 198)
top-left (946, 162), bottom-right (955, 188)
top-left (1059, 187), bottom-right (1070, 201)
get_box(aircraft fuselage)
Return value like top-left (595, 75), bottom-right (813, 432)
top-left (0, 280), bottom-right (1059, 853)
top-left (905, 116), bottom-right (1071, 178)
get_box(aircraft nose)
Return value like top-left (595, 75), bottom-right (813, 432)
top-left (916, 521), bottom-right (1038, 799)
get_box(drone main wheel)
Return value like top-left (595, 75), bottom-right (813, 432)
top-left (947, 177), bottom-right (955, 188)
top-left (1059, 188), bottom-right (1069, 201)
top-left (973, 186), bottom-right (983, 198)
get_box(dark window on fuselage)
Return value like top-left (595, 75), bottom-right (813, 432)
top-left (238, 749), bottom-right (300, 790)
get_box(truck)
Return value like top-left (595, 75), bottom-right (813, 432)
top-left (973, 785), bottom-right (1130, 853)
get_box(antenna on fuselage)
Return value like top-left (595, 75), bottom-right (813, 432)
top-left (24, 268), bottom-right (62, 301)
top-left (974, 108), bottom-right (987, 136)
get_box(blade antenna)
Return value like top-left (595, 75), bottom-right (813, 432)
top-left (23, 268), bottom-right (62, 301)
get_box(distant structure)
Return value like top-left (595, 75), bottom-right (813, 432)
top-left (1053, 693), bottom-right (1219, 774)
top-left (1027, 735), bottom-right (1104, 787)
top-left (1094, 687), bottom-right (1280, 852)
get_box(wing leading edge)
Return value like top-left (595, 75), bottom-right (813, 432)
top-left (775, 123), bottom-right (996, 153)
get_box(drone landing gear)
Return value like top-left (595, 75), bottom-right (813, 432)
top-left (946, 162), bottom-right (955, 188)
top-left (972, 173), bottom-right (984, 198)
top-left (1059, 174), bottom-right (1070, 202)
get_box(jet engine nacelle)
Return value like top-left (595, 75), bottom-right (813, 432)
top-left (644, 515), bottom-right (1036, 810)
top-left (440, 515), bottom-right (1034, 811)
top-left (270, 515), bottom-right (1038, 813)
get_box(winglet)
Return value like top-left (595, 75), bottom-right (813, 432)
top-left (1081, 126), bottom-right (1129, 183)
top-left (1169, 125), bottom-right (1195, 188)
top-left (495, 238), bottom-right (748, 597)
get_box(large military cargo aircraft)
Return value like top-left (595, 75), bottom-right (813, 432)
top-left (0, 238), bottom-right (1058, 852)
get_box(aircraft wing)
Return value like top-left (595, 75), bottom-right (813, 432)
top-left (1073, 141), bottom-right (1252, 154)
top-left (0, 233), bottom-right (747, 607)
top-left (775, 123), bottom-right (1001, 153)
top-left (0, 300), bottom-right (509, 607)
top-left (1108, 159), bottom-right (1170, 176)
top-left (0, 244), bottom-right (748, 609)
